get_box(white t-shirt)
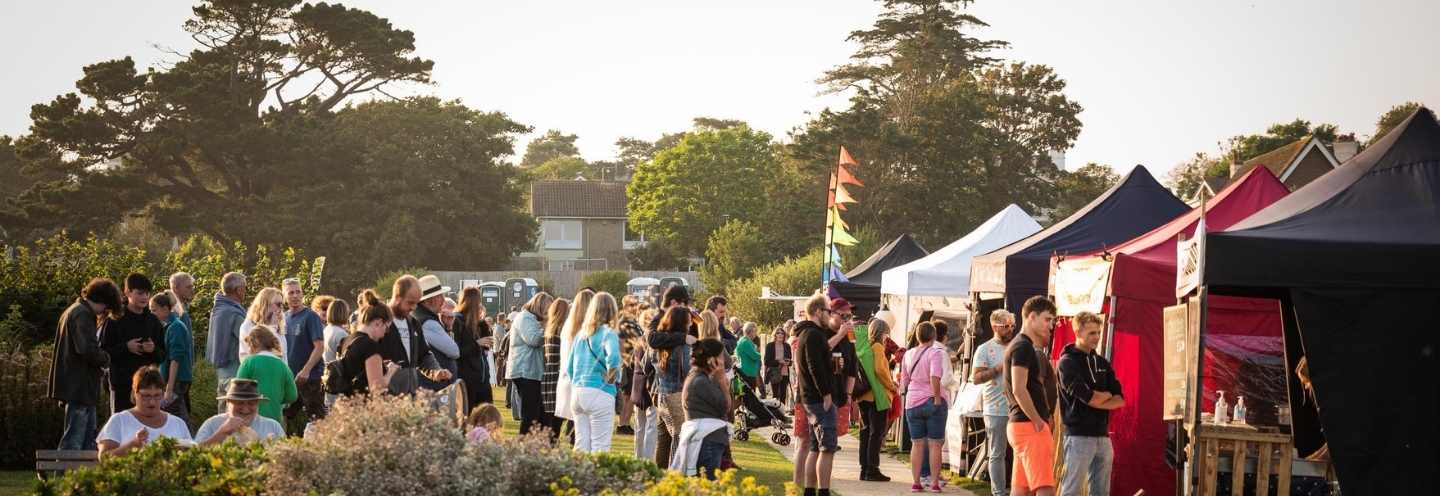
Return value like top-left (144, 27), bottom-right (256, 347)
top-left (394, 318), bottom-right (412, 356)
top-left (98, 410), bottom-right (194, 447)
top-left (238, 319), bottom-right (286, 363)
top-left (195, 413), bottom-right (285, 445)
top-left (322, 324), bottom-right (348, 363)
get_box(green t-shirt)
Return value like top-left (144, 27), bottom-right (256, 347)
top-left (236, 353), bottom-right (298, 430)
top-left (735, 336), bottom-right (761, 378)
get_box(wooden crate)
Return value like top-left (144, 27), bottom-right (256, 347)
top-left (1186, 423), bottom-right (1292, 496)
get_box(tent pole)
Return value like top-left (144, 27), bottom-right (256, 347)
top-left (1102, 295), bottom-right (1118, 359)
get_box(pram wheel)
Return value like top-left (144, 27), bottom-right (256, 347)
top-left (771, 432), bottom-right (791, 446)
top-left (736, 430), bottom-right (750, 441)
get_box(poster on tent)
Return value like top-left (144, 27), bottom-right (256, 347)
top-left (1162, 302), bottom-right (1192, 420)
top-left (1054, 257), bottom-right (1111, 315)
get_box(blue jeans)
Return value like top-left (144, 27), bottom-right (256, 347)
top-left (908, 402), bottom-right (947, 478)
top-left (215, 363), bottom-right (238, 397)
top-left (1060, 436), bottom-right (1112, 496)
top-left (59, 403), bottom-right (98, 450)
top-left (803, 402), bottom-right (839, 453)
top-left (696, 439), bottom-right (727, 480)
top-left (984, 415), bottom-right (1009, 496)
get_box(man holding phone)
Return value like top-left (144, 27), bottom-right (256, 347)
top-left (101, 273), bottom-right (167, 413)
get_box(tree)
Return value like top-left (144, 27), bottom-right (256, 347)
top-left (12, 1), bottom-right (433, 238)
top-left (1051, 163), bottom-right (1120, 221)
top-left (1165, 152), bottom-right (1227, 197)
top-left (821, 0), bottom-right (1006, 97)
top-left (700, 220), bottom-right (770, 295)
top-left (520, 129), bottom-right (581, 168)
top-left (1373, 101), bottom-right (1424, 144)
top-left (316, 97), bottom-right (536, 292)
top-left (579, 270), bottom-right (629, 297)
top-left (626, 238), bottom-right (686, 271)
top-left (529, 156), bottom-right (590, 180)
top-left (627, 125), bottom-right (778, 257)
top-left (726, 249), bottom-right (825, 329)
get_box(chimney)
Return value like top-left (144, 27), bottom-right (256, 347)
top-left (1229, 149), bottom-right (1243, 178)
top-left (1333, 139), bottom-right (1359, 163)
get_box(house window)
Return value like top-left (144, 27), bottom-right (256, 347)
top-left (542, 220), bottom-right (583, 249)
top-left (624, 222), bottom-right (646, 249)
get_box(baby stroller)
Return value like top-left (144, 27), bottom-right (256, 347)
top-left (733, 376), bottom-right (792, 446)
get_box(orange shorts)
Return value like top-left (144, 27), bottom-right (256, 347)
top-left (1007, 420), bottom-right (1056, 490)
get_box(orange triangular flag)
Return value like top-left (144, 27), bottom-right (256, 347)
top-left (838, 164), bottom-right (864, 187)
top-left (839, 146), bottom-right (859, 167)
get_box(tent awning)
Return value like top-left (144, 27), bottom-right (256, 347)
top-left (880, 205), bottom-right (1040, 297)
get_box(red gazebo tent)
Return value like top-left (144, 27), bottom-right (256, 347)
top-left (1049, 166), bottom-right (1291, 496)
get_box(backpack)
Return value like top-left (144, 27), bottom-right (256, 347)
top-left (322, 334), bottom-right (356, 396)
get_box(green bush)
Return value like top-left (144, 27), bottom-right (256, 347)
top-left (0, 233), bottom-right (150, 346)
top-left (726, 249), bottom-right (824, 329)
top-left (33, 437), bottom-right (267, 496)
top-left (580, 270), bottom-right (630, 297)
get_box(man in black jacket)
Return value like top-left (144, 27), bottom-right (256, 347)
top-left (101, 273), bottom-right (166, 413)
top-left (1057, 311), bottom-right (1124, 496)
top-left (380, 275), bottom-right (452, 396)
top-left (794, 293), bottom-right (839, 496)
top-left (50, 278), bottom-right (121, 450)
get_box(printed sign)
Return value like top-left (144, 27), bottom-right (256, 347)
top-left (1162, 303), bottom-right (1189, 420)
top-left (1176, 219), bottom-right (1206, 298)
top-left (1055, 257), bottom-right (1111, 315)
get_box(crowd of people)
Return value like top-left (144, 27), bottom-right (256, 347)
top-left (46, 269), bottom-right (1120, 494)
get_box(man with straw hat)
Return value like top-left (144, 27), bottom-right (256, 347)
top-left (196, 379), bottom-right (285, 446)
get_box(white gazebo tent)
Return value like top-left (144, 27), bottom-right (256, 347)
top-left (879, 204), bottom-right (1042, 335)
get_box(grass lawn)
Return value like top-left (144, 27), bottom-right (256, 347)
top-left (488, 386), bottom-right (793, 494)
top-left (0, 470), bottom-right (34, 496)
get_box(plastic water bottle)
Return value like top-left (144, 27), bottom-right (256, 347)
top-left (1214, 391), bottom-right (1229, 424)
top-left (1234, 396), bottom-right (1248, 425)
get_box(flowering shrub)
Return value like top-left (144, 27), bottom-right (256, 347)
top-left (265, 391), bottom-right (486, 495)
top-left (33, 437), bottom-right (267, 496)
top-left (638, 469), bottom-right (773, 496)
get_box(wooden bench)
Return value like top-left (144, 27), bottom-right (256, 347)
top-left (34, 450), bottom-right (99, 480)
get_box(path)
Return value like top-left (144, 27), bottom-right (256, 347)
top-left (760, 426), bottom-right (977, 496)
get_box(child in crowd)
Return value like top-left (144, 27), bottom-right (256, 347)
top-left (466, 403), bottom-right (503, 445)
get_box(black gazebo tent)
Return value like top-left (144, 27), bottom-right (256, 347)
top-left (969, 165), bottom-right (1189, 313)
top-left (1203, 108), bottom-right (1440, 494)
top-left (831, 234), bottom-right (928, 319)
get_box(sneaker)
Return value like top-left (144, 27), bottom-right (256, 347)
top-left (870, 472), bottom-right (892, 482)
top-left (910, 484), bottom-right (924, 493)
top-left (616, 425), bottom-right (634, 435)
top-left (929, 484), bottom-right (942, 493)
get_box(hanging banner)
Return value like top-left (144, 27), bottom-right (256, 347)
top-left (1054, 257), bottom-right (1111, 316)
top-left (1176, 219), bottom-right (1205, 298)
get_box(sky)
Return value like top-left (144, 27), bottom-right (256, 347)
top-left (3, 0), bottom-right (1438, 179)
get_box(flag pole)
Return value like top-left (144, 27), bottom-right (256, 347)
top-left (822, 161), bottom-right (838, 285)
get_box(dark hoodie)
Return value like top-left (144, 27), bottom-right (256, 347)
top-left (794, 320), bottom-right (835, 405)
top-left (1057, 343), bottom-right (1122, 437)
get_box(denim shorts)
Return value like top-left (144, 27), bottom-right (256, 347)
top-left (905, 401), bottom-right (948, 440)
top-left (803, 402), bottom-right (840, 453)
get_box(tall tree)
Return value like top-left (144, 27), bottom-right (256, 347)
top-left (821, 0), bottom-right (1006, 98)
top-left (1051, 163), bottom-right (1120, 221)
top-left (1372, 101), bottom-right (1424, 144)
top-left (520, 129), bottom-right (581, 168)
top-left (529, 156), bottom-right (590, 180)
top-left (627, 125), bottom-right (777, 257)
top-left (11, 0), bottom-right (432, 240)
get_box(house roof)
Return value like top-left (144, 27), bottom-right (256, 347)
top-left (531, 180), bottom-right (628, 218)
top-left (1232, 135), bottom-right (1340, 183)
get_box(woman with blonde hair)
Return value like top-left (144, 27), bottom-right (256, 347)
top-left (238, 287), bottom-right (286, 362)
top-left (507, 291), bottom-right (555, 435)
top-left (554, 288), bottom-right (595, 425)
top-left (567, 292), bottom-right (621, 452)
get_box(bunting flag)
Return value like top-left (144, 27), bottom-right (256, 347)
top-left (839, 146), bottom-right (859, 167)
top-left (830, 223), bottom-right (859, 246)
top-left (834, 183), bottom-right (858, 204)
top-left (825, 206), bottom-right (849, 230)
top-left (838, 163), bottom-right (864, 187)
top-left (823, 146), bottom-right (862, 284)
